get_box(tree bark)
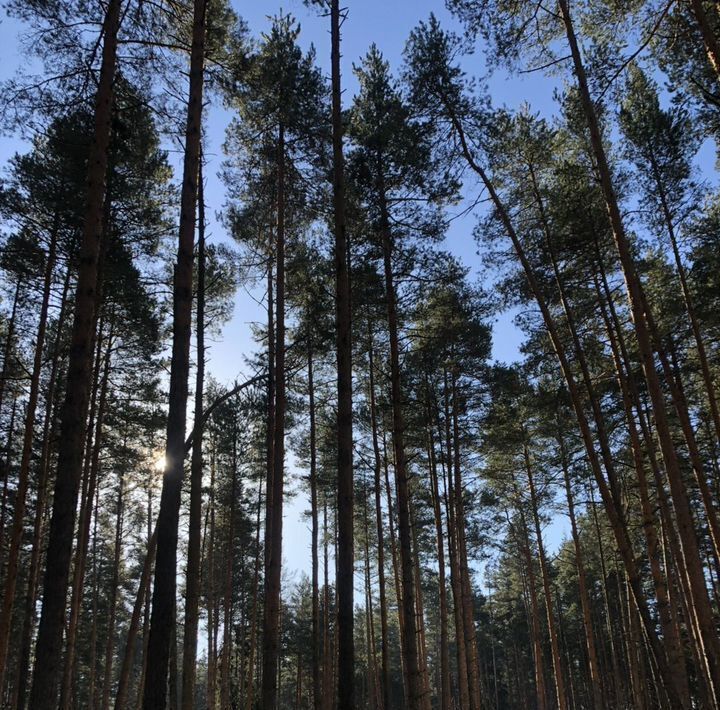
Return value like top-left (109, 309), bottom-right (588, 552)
top-left (0, 276), bottom-right (23, 428)
top-left (451, 372), bottom-right (482, 710)
top-left (439, 381), bottom-right (470, 710)
top-left (101, 467), bottom-right (125, 708)
top-left (427, 419), bottom-right (451, 710)
top-left (308, 344), bottom-right (322, 710)
top-left (60, 322), bottom-right (113, 709)
top-left (28, 1), bottom-right (122, 703)
top-left (524, 440), bottom-right (568, 710)
top-left (368, 325), bottom-right (390, 710)
top-left (0, 224), bottom-right (57, 690)
top-left (648, 150), bottom-right (720, 445)
top-left (558, 422), bottom-right (604, 709)
top-left (512, 507), bottom-right (548, 710)
top-left (689, 0), bottom-right (720, 82)
top-left (380, 200), bottom-right (423, 708)
top-left (322, 498), bottom-right (333, 710)
top-left (143, 0), bottom-right (206, 705)
top-left (261, 122), bottom-right (286, 710)
top-left (330, 2), bottom-right (355, 707)
top-left (115, 527), bottom-right (157, 710)
top-left (220, 419), bottom-right (239, 710)
top-left (181, 151), bottom-right (207, 710)
top-left (207, 443), bottom-right (217, 710)
top-left (14, 268), bottom-right (71, 710)
top-left (591, 261), bottom-right (691, 706)
top-left (244, 482), bottom-right (263, 710)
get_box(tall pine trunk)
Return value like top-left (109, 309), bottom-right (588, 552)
top-left (220, 422), bottom-right (238, 710)
top-left (558, 423), bottom-right (604, 709)
top-left (244, 482), bottom-right (263, 710)
top-left (330, 2), bottom-right (355, 707)
top-left (512, 507), bottom-right (548, 710)
top-left (28, 1), bottom-right (122, 703)
top-left (451, 373), bottom-right (482, 710)
top-left (427, 418), bottom-right (450, 710)
top-left (591, 261), bottom-right (691, 705)
top-left (0, 225), bottom-right (57, 689)
top-left (181, 153), bottom-right (207, 710)
top-left (309, 344), bottom-right (322, 710)
top-left (524, 441), bottom-right (568, 710)
top-left (0, 278), bottom-right (22, 423)
top-left (143, 0), bottom-right (206, 704)
top-left (115, 527), bottom-right (157, 710)
top-left (14, 269), bottom-right (71, 710)
top-left (207, 445), bottom-right (217, 710)
top-left (648, 151), bottom-right (720, 444)
top-left (60, 323), bottom-right (113, 709)
top-left (261, 122), bottom-right (286, 710)
top-left (380, 196), bottom-right (423, 708)
top-left (101, 468), bottom-right (125, 708)
top-left (368, 325), bottom-right (390, 710)
top-left (439, 381), bottom-right (470, 710)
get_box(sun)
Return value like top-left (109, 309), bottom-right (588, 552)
top-left (153, 455), bottom-right (167, 473)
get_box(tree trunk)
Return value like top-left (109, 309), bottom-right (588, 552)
top-left (136, 492), bottom-right (154, 709)
top-left (101, 468), bottom-right (125, 708)
top-left (427, 414), bottom-right (451, 710)
top-left (558, 423), bottom-right (604, 709)
top-left (410, 499), bottom-right (432, 710)
top-left (379, 179), bottom-right (423, 710)
top-left (451, 372), bottom-right (482, 710)
top-left (322, 497), bottom-right (333, 710)
top-left (261, 230), bottom-right (275, 704)
top-left (0, 397), bottom-right (18, 568)
top-left (181, 151), bottom-right (207, 710)
top-left (512, 508), bottom-right (548, 710)
top-left (588, 486), bottom-right (625, 707)
top-left (648, 150), bottom-right (720, 444)
top-left (439, 381), bottom-right (470, 710)
top-left (207, 444), bottom-right (217, 710)
top-left (443, 86), bottom-right (682, 705)
top-left (244, 483), bottom-right (263, 710)
top-left (363, 487), bottom-right (381, 710)
top-left (308, 344), bottom-right (322, 710)
top-left (14, 268), bottom-right (71, 710)
top-left (524, 441), bottom-right (568, 710)
top-left (330, 2), bottom-right (355, 707)
top-left (60, 317), bottom-right (112, 709)
top-left (28, 0), bottom-right (122, 703)
top-left (689, 0), bottom-right (720, 81)
top-left (0, 277), bottom-right (22, 422)
top-left (368, 325), bottom-right (390, 710)
top-left (143, 0), bottom-right (206, 704)
top-left (262, 121), bottom-right (286, 710)
top-left (0, 225), bottom-right (57, 690)
top-left (383, 433), bottom-right (408, 705)
top-left (89, 482), bottom-right (102, 709)
top-left (115, 527), bottom-right (157, 710)
top-left (591, 262), bottom-right (691, 706)
top-left (221, 420), bottom-right (238, 710)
